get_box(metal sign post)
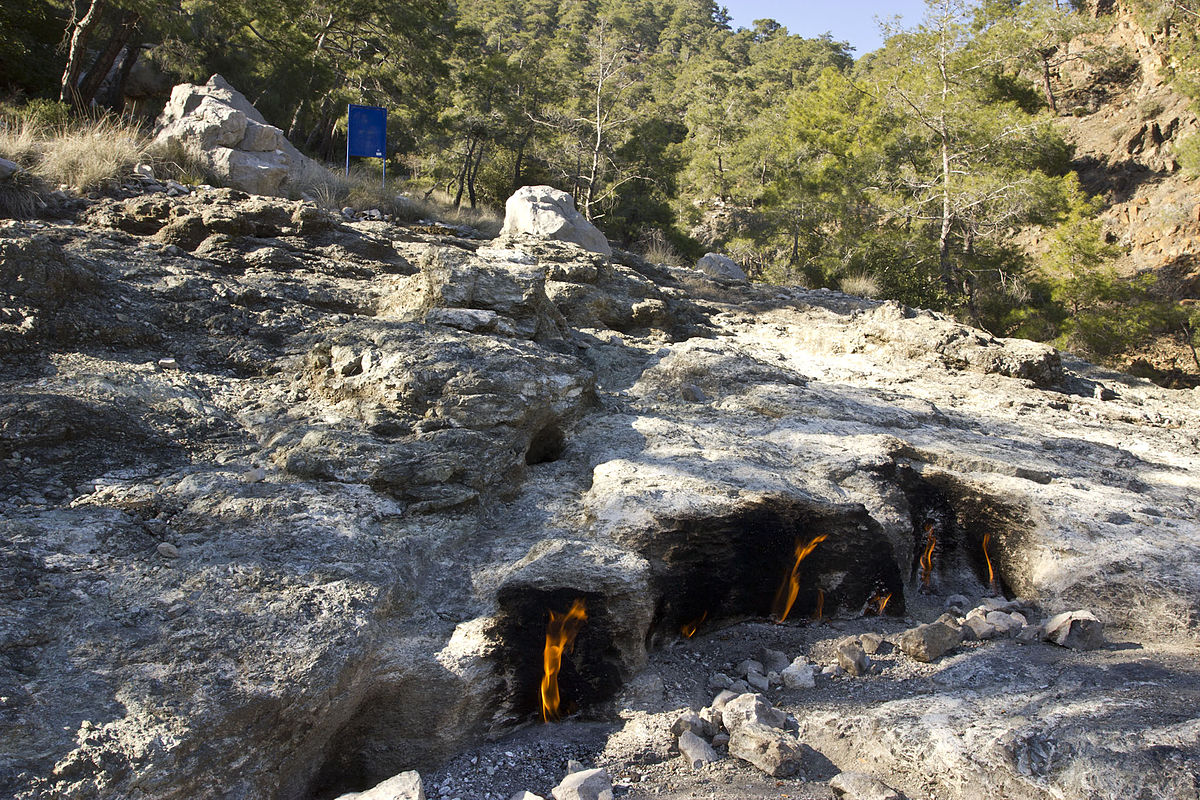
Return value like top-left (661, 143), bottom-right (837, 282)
top-left (346, 104), bottom-right (388, 189)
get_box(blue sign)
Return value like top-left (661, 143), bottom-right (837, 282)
top-left (347, 104), bottom-right (386, 158)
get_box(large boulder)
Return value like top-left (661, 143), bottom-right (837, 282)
top-left (696, 252), bottom-right (747, 281)
top-left (0, 157), bottom-right (21, 181)
top-left (499, 186), bottom-right (612, 257)
top-left (153, 74), bottom-right (323, 196)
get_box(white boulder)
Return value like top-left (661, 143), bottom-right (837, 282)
top-left (696, 252), bottom-right (747, 281)
top-left (153, 74), bottom-right (323, 197)
top-left (500, 185), bottom-right (612, 256)
top-left (334, 770), bottom-right (424, 800)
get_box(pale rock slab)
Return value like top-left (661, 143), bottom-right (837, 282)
top-left (781, 659), bottom-right (816, 689)
top-left (696, 252), bottom-right (747, 281)
top-left (334, 770), bottom-right (424, 800)
top-left (899, 622), bottom-right (962, 662)
top-left (153, 74), bottom-right (323, 196)
top-left (677, 730), bottom-right (719, 769)
top-left (727, 721), bottom-right (805, 777)
top-left (720, 693), bottom-right (787, 733)
top-left (1042, 610), bottom-right (1105, 650)
top-left (829, 771), bottom-right (902, 800)
top-left (500, 186), bottom-right (612, 256)
top-left (551, 768), bottom-right (614, 800)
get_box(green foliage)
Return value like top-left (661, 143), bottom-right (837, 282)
top-left (1178, 132), bottom-right (1200, 176)
top-left (0, 0), bottom-right (65, 97)
top-left (0, 98), bottom-right (74, 131)
top-left (1038, 202), bottom-right (1176, 361)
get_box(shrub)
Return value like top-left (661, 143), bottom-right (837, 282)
top-left (638, 229), bottom-right (683, 266)
top-left (839, 271), bottom-right (881, 298)
top-left (295, 165), bottom-right (504, 236)
top-left (1177, 132), bottom-right (1200, 176)
top-left (0, 168), bottom-right (44, 218)
top-left (33, 116), bottom-right (147, 191)
top-left (146, 138), bottom-right (221, 187)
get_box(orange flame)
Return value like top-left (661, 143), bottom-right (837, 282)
top-left (919, 523), bottom-right (936, 587)
top-left (773, 534), bottom-right (828, 622)
top-left (681, 610), bottom-right (707, 638)
top-left (811, 588), bottom-right (825, 621)
top-left (982, 532), bottom-right (995, 586)
top-left (868, 591), bottom-right (892, 615)
top-left (541, 598), bottom-right (587, 723)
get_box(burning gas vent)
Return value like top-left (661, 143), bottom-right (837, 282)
top-left (900, 468), bottom-right (1022, 598)
top-left (491, 586), bottom-right (625, 723)
top-left (626, 498), bottom-right (907, 648)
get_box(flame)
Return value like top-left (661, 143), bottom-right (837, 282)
top-left (773, 534), bottom-right (828, 622)
top-left (811, 588), bottom-right (825, 621)
top-left (919, 522), bottom-right (936, 587)
top-left (540, 598), bottom-right (587, 723)
top-left (982, 532), bottom-right (995, 586)
top-left (681, 610), bottom-right (707, 638)
top-left (869, 591), bottom-right (892, 615)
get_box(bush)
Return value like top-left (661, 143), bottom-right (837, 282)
top-left (146, 138), bottom-right (221, 187)
top-left (1177, 132), bottom-right (1200, 176)
top-left (638, 229), bottom-right (683, 266)
top-left (839, 272), bottom-right (880, 298)
top-left (295, 165), bottom-right (504, 236)
top-left (0, 168), bottom-right (45, 218)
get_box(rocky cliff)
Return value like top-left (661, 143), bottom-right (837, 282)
top-left (1055, 5), bottom-right (1200, 374)
top-left (1, 187), bottom-right (1198, 800)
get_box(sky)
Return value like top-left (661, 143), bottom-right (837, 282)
top-left (722, 1), bottom-right (931, 55)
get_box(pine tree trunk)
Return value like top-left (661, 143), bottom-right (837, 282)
top-left (1041, 54), bottom-right (1058, 113)
top-left (104, 38), bottom-right (141, 110)
top-left (75, 9), bottom-right (141, 109)
top-left (938, 21), bottom-right (955, 295)
top-left (60, 0), bottom-right (106, 107)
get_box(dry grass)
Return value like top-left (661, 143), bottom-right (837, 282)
top-left (638, 229), bottom-right (684, 266)
top-left (146, 138), bottom-right (220, 187)
top-left (0, 120), bottom-right (48, 218)
top-left (1, 115), bottom-right (149, 198)
top-left (839, 271), bottom-right (881, 298)
top-left (296, 165), bottom-right (504, 236)
top-left (420, 188), bottom-right (503, 237)
top-left (0, 119), bottom-right (43, 167)
top-left (34, 117), bottom-right (147, 191)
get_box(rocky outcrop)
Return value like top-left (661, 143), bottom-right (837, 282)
top-left (153, 74), bottom-right (324, 196)
top-left (696, 252), bottom-right (747, 281)
top-left (1, 189), bottom-right (1199, 800)
top-left (498, 186), bottom-right (612, 256)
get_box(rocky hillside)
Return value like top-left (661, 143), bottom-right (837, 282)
top-left (1055, 6), bottom-right (1200, 374)
top-left (1, 185), bottom-right (1199, 800)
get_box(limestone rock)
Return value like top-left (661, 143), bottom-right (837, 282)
top-left (720, 693), bottom-right (787, 733)
top-left (551, 768), bottom-right (614, 800)
top-left (0, 157), bottom-right (21, 181)
top-left (781, 659), bottom-right (816, 689)
top-left (727, 721), bottom-right (805, 777)
top-left (899, 622), bottom-right (963, 663)
top-left (759, 648), bottom-right (790, 673)
top-left (510, 793), bottom-right (545, 800)
top-left (153, 74), bottom-right (323, 196)
top-left (499, 186), bottom-right (612, 256)
top-left (964, 615), bottom-right (997, 640)
top-left (859, 633), bottom-right (885, 655)
top-left (671, 711), bottom-right (715, 739)
top-left (829, 771), bottom-right (901, 800)
top-left (1042, 610), bottom-right (1105, 650)
top-left (835, 638), bottom-right (871, 676)
top-left (695, 252), bottom-right (747, 281)
top-left (677, 730), bottom-right (719, 769)
top-left (335, 770), bottom-right (425, 800)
